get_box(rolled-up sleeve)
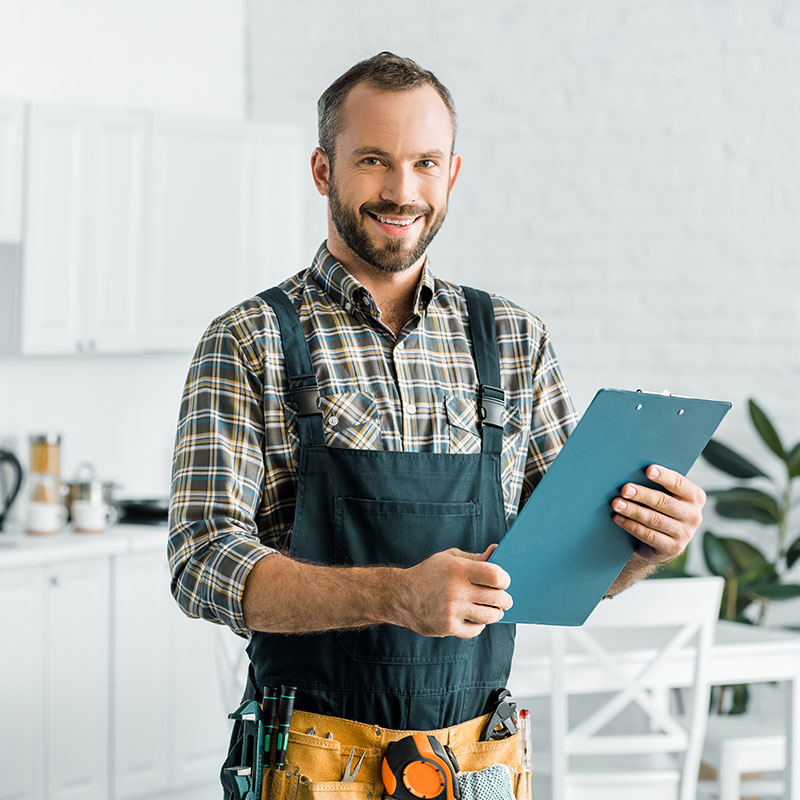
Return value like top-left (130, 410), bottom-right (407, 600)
top-left (168, 318), bottom-right (276, 636)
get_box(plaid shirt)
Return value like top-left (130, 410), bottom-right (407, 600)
top-left (168, 243), bottom-right (576, 635)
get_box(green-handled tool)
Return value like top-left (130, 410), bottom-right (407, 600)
top-left (262, 685), bottom-right (279, 766)
top-left (274, 685), bottom-right (297, 768)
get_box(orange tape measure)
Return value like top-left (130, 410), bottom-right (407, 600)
top-left (381, 734), bottom-right (461, 800)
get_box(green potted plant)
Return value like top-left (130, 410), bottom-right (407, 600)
top-left (699, 398), bottom-right (800, 712)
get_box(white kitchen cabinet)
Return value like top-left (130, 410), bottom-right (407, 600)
top-left (0, 557), bottom-right (109, 800)
top-left (0, 566), bottom-right (45, 800)
top-left (0, 99), bottom-right (24, 242)
top-left (45, 558), bottom-right (110, 800)
top-left (144, 116), bottom-right (306, 352)
top-left (144, 115), bottom-right (255, 351)
top-left (168, 597), bottom-right (234, 788)
top-left (112, 552), bottom-right (171, 799)
top-left (112, 548), bottom-right (240, 797)
top-left (21, 105), bottom-right (147, 355)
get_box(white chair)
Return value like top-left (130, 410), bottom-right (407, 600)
top-left (698, 712), bottom-right (786, 799)
top-left (521, 576), bottom-right (724, 800)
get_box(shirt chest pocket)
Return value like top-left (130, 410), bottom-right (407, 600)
top-left (318, 391), bottom-right (382, 450)
top-left (445, 395), bottom-right (526, 458)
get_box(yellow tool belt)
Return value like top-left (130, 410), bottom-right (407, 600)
top-left (263, 709), bottom-right (527, 800)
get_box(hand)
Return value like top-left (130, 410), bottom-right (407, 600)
top-left (611, 465), bottom-right (706, 564)
top-left (397, 545), bottom-right (513, 639)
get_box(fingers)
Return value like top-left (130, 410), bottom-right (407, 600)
top-left (643, 464), bottom-right (707, 505)
top-left (611, 465), bottom-right (707, 563)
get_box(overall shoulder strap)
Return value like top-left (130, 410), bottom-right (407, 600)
top-left (461, 286), bottom-right (504, 455)
top-left (257, 287), bottom-right (325, 447)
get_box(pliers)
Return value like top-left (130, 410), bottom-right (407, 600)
top-left (341, 746), bottom-right (366, 782)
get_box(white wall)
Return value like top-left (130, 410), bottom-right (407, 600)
top-left (0, 0), bottom-right (246, 501)
top-left (249, 1), bottom-right (800, 583)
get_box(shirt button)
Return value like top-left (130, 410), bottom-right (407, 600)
top-left (328, 415), bottom-right (339, 428)
top-left (395, 341), bottom-right (405, 351)
top-left (407, 404), bottom-right (416, 415)
top-left (344, 302), bottom-right (353, 313)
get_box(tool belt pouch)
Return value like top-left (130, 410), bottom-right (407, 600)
top-left (449, 733), bottom-right (525, 800)
top-left (458, 765), bottom-right (515, 800)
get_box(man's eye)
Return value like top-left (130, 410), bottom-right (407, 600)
top-left (361, 157), bottom-right (381, 166)
top-left (418, 159), bottom-right (436, 168)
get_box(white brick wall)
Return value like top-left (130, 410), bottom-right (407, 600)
top-left (249, 1), bottom-right (800, 590)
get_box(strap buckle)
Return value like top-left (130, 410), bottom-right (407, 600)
top-left (289, 374), bottom-right (322, 417)
top-left (478, 385), bottom-right (505, 429)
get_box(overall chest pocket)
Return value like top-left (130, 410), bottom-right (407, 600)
top-left (333, 495), bottom-right (480, 665)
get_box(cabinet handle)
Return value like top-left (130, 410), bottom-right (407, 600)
top-left (76, 341), bottom-right (84, 353)
top-left (88, 339), bottom-right (96, 352)
top-left (49, 576), bottom-right (59, 587)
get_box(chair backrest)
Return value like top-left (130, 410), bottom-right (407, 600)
top-left (548, 576), bottom-right (723, 800)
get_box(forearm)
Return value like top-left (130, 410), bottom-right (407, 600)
top-left (604, 552), bottom-right (657, 598)
top-left (243, 552), bottom-right (404, 634)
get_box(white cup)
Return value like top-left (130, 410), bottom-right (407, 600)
top-left (71, 499), bottom-right (118, 533)
top-left (26, 501), bottom-right (68, 535)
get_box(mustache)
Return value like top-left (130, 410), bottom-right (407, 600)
top-left (361, 201), bottom-right (431, 219)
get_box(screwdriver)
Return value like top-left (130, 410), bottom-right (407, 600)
top-left (262, 686), bottom-right (279, 767)
top-left (274, 685), bottom-right (297, 768)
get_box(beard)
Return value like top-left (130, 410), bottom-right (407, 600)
top-left (327, 177), bottom-right (448, 274)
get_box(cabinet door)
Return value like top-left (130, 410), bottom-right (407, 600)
top-left (168, 610), bottom-right (242, 789)
top-left (85, 110), bottom-right (147, 353)
top-left (22, 105), bottom-right (87, 354)
top-left (0, 99), bottom-right (24, 242)
top-left (145, 115), bottom-right (253, 352)
top-left (45, 559), bottom-right (109, 800)
top-left (111, 552), bottom-right (170, 798)
top-left (246, 123), bottom-right (306, 294)
top-left (0, 566), bottom-right (45, 800)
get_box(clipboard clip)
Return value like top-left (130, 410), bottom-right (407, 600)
top-left (636, 388), bottom-right (672, 396)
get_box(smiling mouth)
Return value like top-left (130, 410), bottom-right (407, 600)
top-left (366, 212), bottom-right (422, 228)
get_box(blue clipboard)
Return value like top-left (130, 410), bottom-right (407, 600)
top-left (489, 388), bottom-right (731, 626)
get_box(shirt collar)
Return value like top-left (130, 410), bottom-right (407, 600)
top-left (309, 242), bottom-right (436, 318)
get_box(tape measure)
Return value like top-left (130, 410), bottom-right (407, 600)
top-left (381, 734), bottom-right (461, 800)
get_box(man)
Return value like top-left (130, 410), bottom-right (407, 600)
top-left (169, 52), bottom-right (706, 799)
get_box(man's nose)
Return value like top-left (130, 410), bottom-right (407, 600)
top-left (379, 165), bottom-right (418, 208)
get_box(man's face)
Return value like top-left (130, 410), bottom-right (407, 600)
top-left (321, 84), bottom-right (461, 274)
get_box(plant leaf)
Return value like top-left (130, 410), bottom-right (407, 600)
top-left (786, 536), bottom-right (800, 569)
top-left (789, 442), bottom-right (800, 479)
top-left (701, 439), bottom-right (768, 479)
top-left (707, 488), bottom-right (781, 524)
top-left (745, 583), bottom-right (800, 602)
top-left (715, 502), bottom-right (778, 526)
top-left (749, 398), bottom-right (785, 460)
top-left (702, 531), bottom-right (735, 576)
top-left (719, 537), bottom-right (771, 574)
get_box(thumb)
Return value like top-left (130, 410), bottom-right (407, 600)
top-left (445, 544), bottom-right (498, 562)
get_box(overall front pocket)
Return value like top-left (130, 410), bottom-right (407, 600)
top-left (333, 496), bottom-right (481, 665)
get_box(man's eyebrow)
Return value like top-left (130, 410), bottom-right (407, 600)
top-left (351, 147), bottom-right (448, 160)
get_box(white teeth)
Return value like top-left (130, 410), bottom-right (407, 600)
top-left (375, 214), bottom-right (416, 226)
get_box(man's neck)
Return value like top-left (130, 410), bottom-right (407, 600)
top-left (326, 239), bottom-right (425, 337)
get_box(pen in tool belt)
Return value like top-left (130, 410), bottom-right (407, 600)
top-left (519, 708), bottom-right (532, 799)
top-left (262, 686), bottom-right (279, 767)
top-left (274, 685), bottom-right (297, 768)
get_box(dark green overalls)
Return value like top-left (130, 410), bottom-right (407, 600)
top-left (223, 284), bottom-right (516, 792)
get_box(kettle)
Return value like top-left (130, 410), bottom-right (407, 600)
top-left (0, 449), bottom-right (23, 531)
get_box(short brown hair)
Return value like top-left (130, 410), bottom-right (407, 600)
top-left (317, 51), bottom-right (458, 161)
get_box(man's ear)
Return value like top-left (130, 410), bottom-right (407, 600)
top-left (311, 147), bottom-right (331, 196)
top-left (448, 153), bottom-right (463, 195)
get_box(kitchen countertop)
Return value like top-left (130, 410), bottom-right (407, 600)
top-left (0, 522), bottom-right (169, 569)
